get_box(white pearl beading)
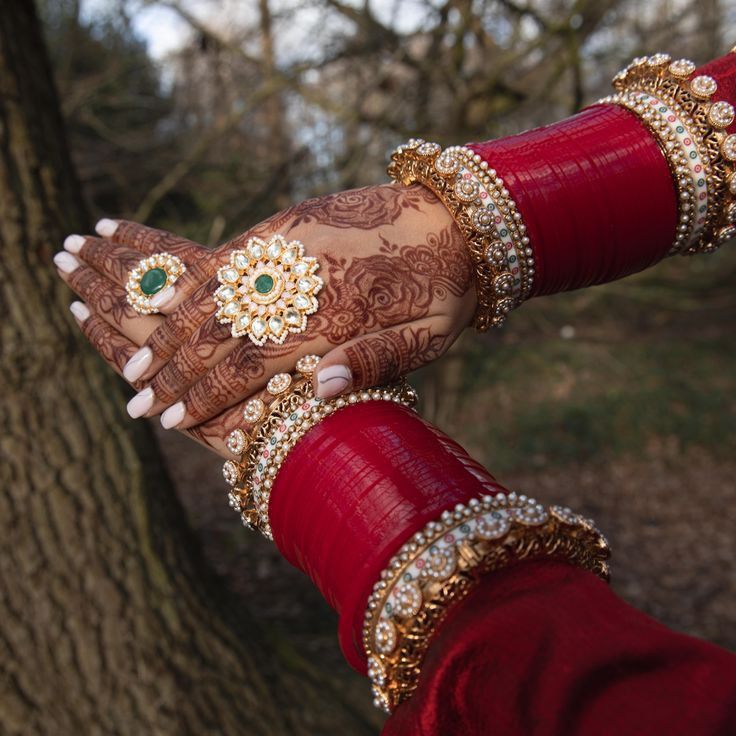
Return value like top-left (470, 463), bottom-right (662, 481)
top-left (225, 379), bottom-right (418, 539)
top-left (388, 139), bottom-right (534, 329)
top-left (441, 146), bottom-right (534, 301)
top-left (601, 90), bottom-right (709, 253)
top-left (362, 492), bottom-right (610, 712)
top-left (605, 53), bottom-right (736, 254)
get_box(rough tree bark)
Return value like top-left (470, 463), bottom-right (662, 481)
top-left (0, 3), bottom-right (378, 734)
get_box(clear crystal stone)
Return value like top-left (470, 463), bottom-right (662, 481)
top-left (222, 268), bottom-right (239, 283)
top-left (268, 316), bottom-right (284, 334)
top-left (285, 308), bottom-right (301, 324)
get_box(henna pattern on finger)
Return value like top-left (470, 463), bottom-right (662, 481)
top-left (81, 315), bottom-right (140, 379)
top-left (344, 325), bottom-right (452, 387)
top-left (67, 267), bottom-right (142, 330)
top-left (80, 239), bottom-right (143, 285)
top-left (114, 221), bottom-right (206, 263)
top-left (183, 344), bottom-right (270, 424)
top-left (145, 276), bottom-right (220, 358)
top-left (148, 318), bottom-right (235, 404)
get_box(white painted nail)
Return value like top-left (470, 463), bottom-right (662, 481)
top-left (315, 364), bottom-right (352, 399)
top-left (69, 301), bottom-right (90, 323)
top-left (95, 218), bottom-right (118, 237)
top-left (160, 401), bottom-right (186, 429)
top-left (150, 285), bottom-right (175, 309)
top-left (126, 387), bottom-right (155, 419)
top-left (123, 347), bottom-right (153, 382)
top-left (63, 234), bottom-right (85, 253)
top-left (53, 251), bottom-right (80, 273)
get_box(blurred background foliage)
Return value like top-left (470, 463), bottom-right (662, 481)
top-left (39, 0), bottom-right (735, 681)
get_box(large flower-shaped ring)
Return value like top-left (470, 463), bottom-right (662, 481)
top-left (126, 252), bottom-right (186, 315)
top-left (214, 234), bottom-right (323, 346)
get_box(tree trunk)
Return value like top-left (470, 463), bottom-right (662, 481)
top-left (0, 3), bottom-right (378, 734)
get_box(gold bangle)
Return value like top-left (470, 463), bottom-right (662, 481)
top-left (363, 492), bottom-right (610, 712)
top-left (388, 140), bottom-right (533, 331)
top-left (601, 54), bottom-right (736, 254)
top-left (222, 357), bottom-right (418, 539)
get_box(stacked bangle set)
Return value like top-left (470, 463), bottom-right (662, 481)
top-left (600, 53), bottom-right (736, 254)
top-left (363, 493), bottom-right (610, 711)
top-left (388, 140), bottom-right (534, 331)
top-left (221, 360), bottom-right (609, 713)
top-left (221, 355), bottom-right (418, 540)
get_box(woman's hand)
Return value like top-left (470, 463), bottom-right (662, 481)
top-left (55, 184), bottom-right (476, 434)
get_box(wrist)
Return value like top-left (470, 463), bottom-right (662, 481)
top-left (388, 143), bottom-right (533, 330)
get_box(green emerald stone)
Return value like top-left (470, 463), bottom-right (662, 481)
top-left (140, 267), bottom-right (168, 296)
top-left (254, 273), bottom-right (274, 295)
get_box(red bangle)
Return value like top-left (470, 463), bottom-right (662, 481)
top-left (268, 401), bottom-right (503, 672)
top-left (468, 104), bottom-right (678, 296)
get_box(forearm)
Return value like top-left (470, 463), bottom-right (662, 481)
top-left (250, 391), bottom-right (736, 733)
top-left (392, 51), bottom-right (736, 329)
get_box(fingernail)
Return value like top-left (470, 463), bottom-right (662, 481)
top-left (95, 218), bottom-right (118, 237)
top-left (315, 365), bottom-right (352, 399)
top-left (53, 251), bottom-right (80, 273)
top-left (161, 401), bottom-right (186, 429)
top-left (123, 346), bottom-right (153, 382)
top-left (69, 301), bottom-right (90, 322)
top-left (63, 234), bottom-right (85, 253)
top-left (150, 285), bottom-right (175, 309)
top-left (126, 387), bottom-right (155, 419)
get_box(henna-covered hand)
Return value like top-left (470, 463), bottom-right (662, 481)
top-left (55, 184), bottom-right (476, 431)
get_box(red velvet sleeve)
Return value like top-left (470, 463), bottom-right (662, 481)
top-left (382, 560), bottom-right (736, 735)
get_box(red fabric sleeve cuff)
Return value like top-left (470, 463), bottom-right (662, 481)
top-left (383, 559), bottom-right (736, 736)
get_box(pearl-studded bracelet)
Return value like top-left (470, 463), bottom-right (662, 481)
top-left (362, 492), bottom-right (610, 712)
top-left (388, 140), bottom-right (534, 331)
top-left (601, 54), bottom-right (736, 254)
top-left (222, 356), bottom-right (418, 539)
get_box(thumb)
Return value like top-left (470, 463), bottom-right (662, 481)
top-left (313, 317), bottom-right (454, 399)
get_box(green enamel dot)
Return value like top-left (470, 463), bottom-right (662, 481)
top-left (140, 267), bottom-right (168, 296)
top-left (254, 273), bottom-right (274, 294)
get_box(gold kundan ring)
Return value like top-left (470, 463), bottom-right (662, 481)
top-left (214, 234), bottom-right (323, 346)
top-left (126, 252), bottom-right (186, 315)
